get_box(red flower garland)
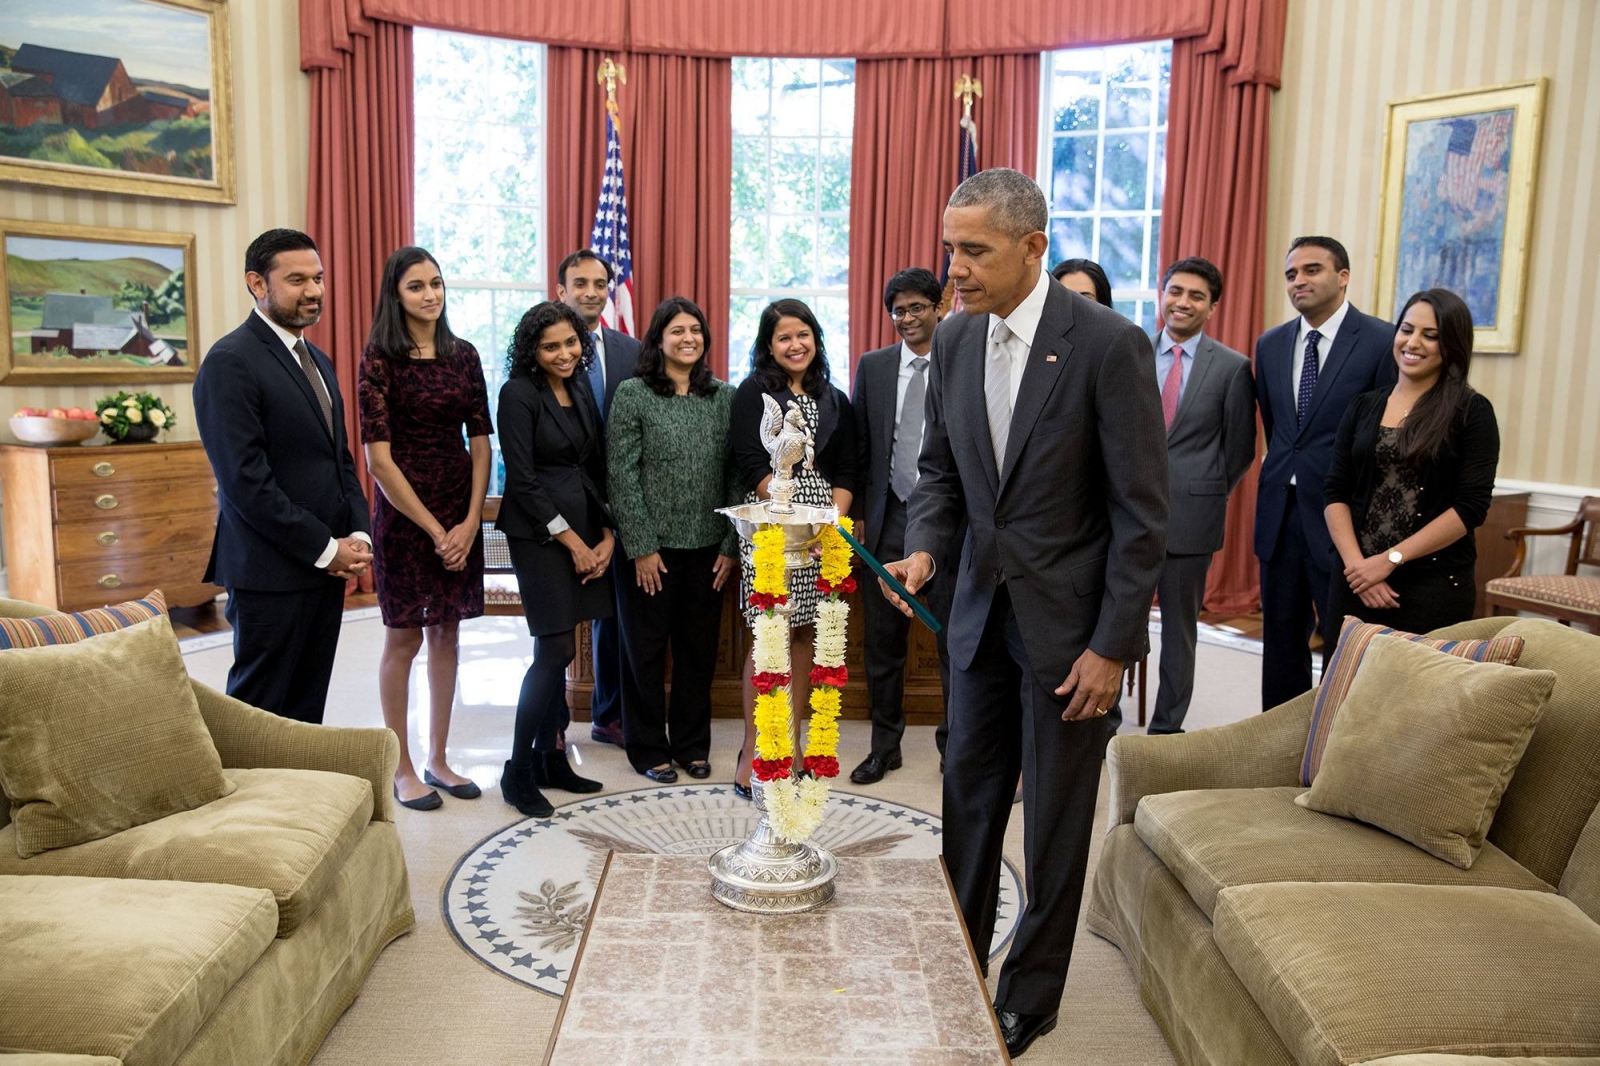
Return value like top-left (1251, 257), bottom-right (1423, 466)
top-left (748, 592), bottom-right (789, 610)
top-left (752, 756), bottom-right (792, 782)
top-left (816, 576), bottom-right (857, 595)
top-left (809, 664), bottom-right (849, 688)
top-left (803, 755), bottom-right (839, 778)
top-left (751, 671), bottom-right (791, 695)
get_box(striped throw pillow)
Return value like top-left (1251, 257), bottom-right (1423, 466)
top-left (1301, 615), bottom-right (1525, 786)
top-left (0, 590), bottom-right (168, 650)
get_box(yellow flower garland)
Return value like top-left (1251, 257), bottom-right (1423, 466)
top-left (751, 527), bottom-right (787, 596)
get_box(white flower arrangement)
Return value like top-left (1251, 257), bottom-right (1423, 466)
top-left (752, 613), bottom-right (790, 674)
top-left (813, 599), bottom-right (850, 668)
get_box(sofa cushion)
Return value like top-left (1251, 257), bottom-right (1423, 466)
top-left (1306, 615), bottom-right (1526, 785)
top-left (1135, 786), bottom-right (1552, 920)
top-left (0, 615), bottom-right (234, 858)
top-left (1213, 883), bottom-right (1600, 1066)
top-left (1489, 620), bottom-right (1600, 887)
top-left (0, 873), bottom-right (276, 1066)
top-left (1297, 634), bottom-right (1554, 868)
top-left (0, 1055), bottom-right (124, 1064)
top-left (0, 590), bottom-right (166, 650)
top-left (1358, 1057), bottom-right (1600, 1065)
top-left (1559, 801), bottom-right (1600, 924)
top-left (0, 768), bottom-right (371, 937)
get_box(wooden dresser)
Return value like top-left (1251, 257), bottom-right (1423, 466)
top-left (0, 440), bottom-right (221, 612)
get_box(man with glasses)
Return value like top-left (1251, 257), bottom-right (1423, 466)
top-left (849, 267), bottom-right (954, 783)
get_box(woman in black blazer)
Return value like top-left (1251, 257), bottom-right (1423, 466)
top-left (495, 301), bottom-right (614, 816)
top-left (727, 299), bottom-right (858, 798)
top-left (1323, 287), bottom-right (1500, 638)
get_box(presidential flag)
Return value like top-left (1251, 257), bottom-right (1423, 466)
top-left (940, 101), bottom-right (981, 310)
top-left (590, 103), bottom-right (636, 336)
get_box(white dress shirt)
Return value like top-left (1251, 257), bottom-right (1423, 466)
top-left (987, 268), bottom-right (1052, 408)
top-left (1286, 298), bottom-right (1350, 486)
top-left (251, 307), bottom-right (371, 569)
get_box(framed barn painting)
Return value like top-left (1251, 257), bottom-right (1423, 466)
top-left (0, 218), bottom-right (199, 385)
top-left (0, 0), bottom-right (234, 204)
top-left (1375, 79), bottom-right (1546, 354)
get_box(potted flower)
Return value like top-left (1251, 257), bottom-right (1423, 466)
top-left (95, 391), bottom-right (176, 444)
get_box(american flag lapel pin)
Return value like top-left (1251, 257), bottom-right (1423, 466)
top-left (1045, 352), bottom-right (1058, 362)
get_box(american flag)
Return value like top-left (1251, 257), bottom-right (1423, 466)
top-left (1437, 111), bottom-right (1512, 214)
top-left (939, 110), bottom-right (981, 309)
top-left (590, 104), bottom-right (635, 336)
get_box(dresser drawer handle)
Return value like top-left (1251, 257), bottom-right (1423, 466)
top-left (96, 531), bottom-right (120, 546)
top-left (98, 574), bottom-right (122, 589)
top-left (92, 461), bottom-right (116, 478)
top-left (95, 494), bottom-right (119, 510)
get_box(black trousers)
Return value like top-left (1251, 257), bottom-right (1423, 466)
top-left (1150, 551), bottom-right (1213, 734)
top-left (616, 544), bottom-right (724, 772)
top-left (861, 494), bottom-right (955, 756)
top-left (944, 584), bottom-right (1104, 1016)
top-left (1326, 559), bottom-right (1476, 639)
top-left (1260, 488), bottom-right (1334, 711)
top-left (223, 582), bottom-right (346, 724)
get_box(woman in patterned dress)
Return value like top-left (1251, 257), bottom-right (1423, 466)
top-left (727, 299), bottom-right (858, 798)
top-left (359, 246), bottom-right (493, 810)
top-left (1324, 288), bottom-right (1500, 638)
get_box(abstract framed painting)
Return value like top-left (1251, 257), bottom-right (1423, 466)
top-left (0, 218), bottom-right (199, 386)
top-left (1375, 79), bottom-right (1546, 355)
top-left (0, 0), bottom-right (234, 204)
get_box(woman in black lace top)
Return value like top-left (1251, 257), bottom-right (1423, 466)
top-left (1323, 288), bottom-right (1500, 637)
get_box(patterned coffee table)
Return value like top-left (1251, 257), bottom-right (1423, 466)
top-left (543, 854), bottom-right (1010, 1065)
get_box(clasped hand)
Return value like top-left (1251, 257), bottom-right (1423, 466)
top-left (568, 531), bottom-right (614, 584)
top-left (327, 536), bottom-right (371, 579)
top-left (1344, 553), bottom-right (1400, 609)
top-left (433, 520), bottom-right (478, 572)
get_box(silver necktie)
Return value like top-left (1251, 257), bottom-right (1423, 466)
top-left (891, 357), bottom-right (928, 501)
top-left (985, 320), bottom-right (1015, 475)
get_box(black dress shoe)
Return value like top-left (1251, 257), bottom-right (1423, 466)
top-left (643, 765), bottom-right (678, 784)
top-left (422, 770), bottom-right (481, 799)
top-left (589, 720), bottom-right (625, 747)
top-left (500, 759), bottom-right (553, 818)
top-left (996, 1009), bottom-right (1058, 1058)
top-left (849, 750), bottom-right (903, 785)
top-left (732, 779), bottom-right (752, 801)
top-left (681, 760), bottom-right (712, 779)
top-left (392, 784), bottom-right (442, 811)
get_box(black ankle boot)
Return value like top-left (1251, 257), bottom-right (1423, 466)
top-left (537, 749), bottom-right (603, 793)
top-left (500, 759), bottom-right (553, 818)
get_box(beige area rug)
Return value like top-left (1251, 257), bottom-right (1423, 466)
top-left (181, 617), bottom-right (1261, 1065)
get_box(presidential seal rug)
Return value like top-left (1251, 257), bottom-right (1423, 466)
top-left (442, 784), bottom-right (1024, 996)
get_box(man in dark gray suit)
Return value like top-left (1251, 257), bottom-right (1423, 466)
top-left (850, 267), bottom-right (953, 784)
top-left (557, 249), bottom-right (641, 750)
top-left (882, 169), bottom-right (1168, 1057)
top-left (1144, 256), bottom-right (1256, 735)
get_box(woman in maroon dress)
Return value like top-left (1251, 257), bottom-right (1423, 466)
top-left (359, 246), bottom-right (493, 810)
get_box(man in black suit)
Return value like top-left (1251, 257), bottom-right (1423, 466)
top-left (1143, 256), bottom-right (1256, 735)
top-left (849, 267), bottom-right (953, 784)
top-left (556, 249), bottom-right (641, 748)
top-left (883, 169), bottom-right (1168, 1057)
top-left (1254, 236), bottom-right (1398, 710)
top-left (193, 228), bottom-right (372, 724)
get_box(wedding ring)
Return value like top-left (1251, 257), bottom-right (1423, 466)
top-left (1095, 706), bottom-right (1110, 716)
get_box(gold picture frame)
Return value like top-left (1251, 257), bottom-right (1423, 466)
top-left (1375, 79), bottom-right (1545, 354)
top-left (1, 218), bottom-right (199, 385)
top-left (0, 0), bottom-right (235, 204)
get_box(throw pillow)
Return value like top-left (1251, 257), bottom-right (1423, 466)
top-left (0, 590), bottom-right (168, 650)
top-left (1303, 615), bottom-right (1524, 785)
top-left (0, 613), bottom-right (233, 858)
top-left (1296, 634), bottom-right (1555, 868)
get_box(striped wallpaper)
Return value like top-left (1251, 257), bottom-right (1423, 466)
top-left (0, 0), bottom-right (308, 438)
top-left (1266, 0), bottom-right (1600, 490)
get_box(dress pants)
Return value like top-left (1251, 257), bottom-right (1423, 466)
top-left (1150, 551), bottom-right (1212, 734)
top-left (616, 545), bottom-right (723, 772)
top-left (861, 495), bottom-right (954, 756)
top-left (223, 581), bottom-right (347, 724)
top-left (589, 613), bottom-right (625, 730)
top-left (1260, 487), bottom-right (1334, 711)
top-left (944, 584), bottom-right (1105, 1016)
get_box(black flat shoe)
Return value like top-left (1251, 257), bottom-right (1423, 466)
top-left (996, 1009), bottom-right (1058, 1058)
top-left (643, 765), bottom-right (679, 784)
top-left (850, 749), bottom-right (903, 785)
top-left (732, 780), bottom-right (752, 801)
top-left (681, 760), bottom-right (712, 779)
top-left (423, 770), bottom-right (481, 799)
top-left (392, 784), bottom-right (442, 811)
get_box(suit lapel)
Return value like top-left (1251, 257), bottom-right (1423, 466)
top-left (542, 385), bottom-right (585, 454)
top-left (874, 352), bottom-right (897, 460)
top-left (998, 285), bottom-right (1073, 494)
top-left (1297, 309), bottom-right (1362, 436)
top-left (248, 314), bottom-right (333, 447)
top-left (964, 322), bottom-right (1000, 498)
top-left (1272, 323), bottom-right (1299, 433)
top-left (1169, 336), bottom-right (1217, 437)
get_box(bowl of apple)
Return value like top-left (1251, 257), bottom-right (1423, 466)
top-left (9, 406), bottom-right (102, 445)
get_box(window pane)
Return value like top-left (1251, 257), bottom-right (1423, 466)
top-left (819, 59), bottom-right (855, 136)
top-left (1148, 214), bottom-right (1162, 289)
top-left (812, 295), bottom-right (850, 383)
top-left (433, 203), bottom-right (492, 279)
top-left (770, 139), bottom-right (818, 213)
top-left (732, 138), bottom-right (767, 212)
top-left (1050, 135), bottom-right (1096, 212)
top-left (1106, 86), bottom-right (1152, 129)
top-left (730, 215), bottom-right (767, 288)
top-left (727, 295), bottom-right (768, 385)
top-left (484, 39), bottom-right (541, 122)
top-left (450, 287), bottom-right (495, 360)
top-left (1051, 77), bottom-right (1099, 132)
top-left (1152, 131), bottom-right (1167, 211)
top-left (732, 59), bottom-right (771, 135)
top-left (1049, 217), bottom-right (1093, 264)
top-left (1101, 134), bottom-right (1148, 210)
top-left (818, 216), bottom-right (849, 289)
top-left (771, 58), bottom-right (820, 137)
top-left (818, 137), bottom-right (851, 212)
top-left (489, 206), bottom-right (541, 280)
top-left (1112, 298), bottom-right (1139, 325)
top-left (770, 216), bottom-right (818, 288)
top-left (1099, 216), bottom-right (1146, 290)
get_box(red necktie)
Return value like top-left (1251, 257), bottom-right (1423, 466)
top-left (1160, 347), bottom-right (1184, 429)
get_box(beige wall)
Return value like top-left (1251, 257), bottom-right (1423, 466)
top-left (1267, 0), bottom-right (1600, 489)
top-left (0, 0), bottom-right (308, 438)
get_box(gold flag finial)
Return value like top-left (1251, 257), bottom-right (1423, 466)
top-left (954, 74), bottom-right (983, 121)
top-left (597, 57), bottom-right (626, 115)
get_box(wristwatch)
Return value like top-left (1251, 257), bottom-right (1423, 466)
top-left (1387, 549), bottom-right (1404, 566)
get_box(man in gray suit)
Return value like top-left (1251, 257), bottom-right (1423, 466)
top-left (882, 169), bottom-right (1168, 1057)
top-left (1144, 256), bottom-right (1256, 735)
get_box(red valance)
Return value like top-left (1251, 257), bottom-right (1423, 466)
top-left (943, 0), bottom-right (1212, 58)
top-left (626, 0), bottom-right (945, 59)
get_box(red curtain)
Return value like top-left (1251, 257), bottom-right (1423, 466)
top-left (847, 55), bottom-right (1041, 361)
top-left (304, 18), bottom-right (414, 596)
top-left (626, 0), bottom-right (944, 59)
top-left (546, 49), bottom-right (733, 375)
top-left (944, 0), bottom-right (1213, 54)
top-left (1159, 0), bottom-right (1286, 613)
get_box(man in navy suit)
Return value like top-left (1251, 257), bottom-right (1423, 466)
top-left (1254, 236), bottom-right (1397, 710)
top-left (193, 228), bottom-right (372, 724)
top-left (556, 249), bottom-right (640, 748)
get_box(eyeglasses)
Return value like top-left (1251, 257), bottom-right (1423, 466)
top-left (889, 302), bottom-right (935, 320)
